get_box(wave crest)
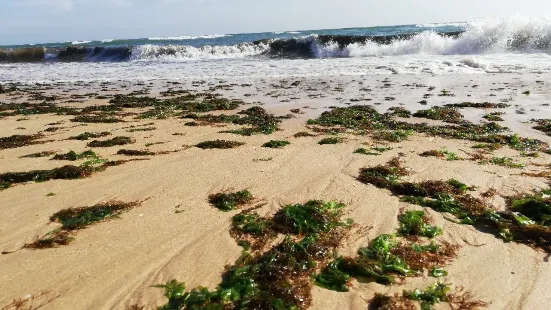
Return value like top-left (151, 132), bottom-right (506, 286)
top-left (147, 34), bottom-right (230, 41)
top-left (131, 43), bottom-right (268, 61)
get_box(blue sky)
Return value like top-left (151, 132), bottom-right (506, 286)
top-left (1, 0), bottom-right (550, 44)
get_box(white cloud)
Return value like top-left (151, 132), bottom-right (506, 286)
top-left (11, 0), bottom-right (131, 13)
top-left (16, 0), bottom-right (74, 12)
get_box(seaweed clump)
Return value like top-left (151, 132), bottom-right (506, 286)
top-left (294, 131), bottom-right (316, 138)
top-left (0, 158), bottom-right (135, 190)
top-left (358, 158), bottom-right (551, 252)
top-left (315, 234), bottom-right (459, 291)
top-left (483, 112), bottom-right (504, 122)
top-left (262, 140), bottom-right (291, 148)
top-left (0, 165), bottom-right (95, 190)
top-left (87, 136), bottom-right (134, 147)
top-left (20, 150), bottom-right (57, 158)
top-left (444, 102), bottom-right (509, 109)
top-left (419, 149), bottom-right (461, 161)
top-left (25, 201), bottom-right (140, 249)
top-left (208, 190), bottom-right (254, 211)
top-left (0, 134), bottom-right (46, 150)
top-left (413, 107), bottom-right (464, 123)
top-left (184, 106), bottom-right (283, 136)
top-left (52, 150), bottom-right (98, 161)
top-left (532, 119), bottom-right (551, 136)
top-left (196, 139), bottom-right (245, 149)
top-left (370, 283), bottom-right (487, 310)
top-left (482, 157), bottom-right (525, 168)
top-left (116, 149), bottom-right (156, 156)
top-left (70, 115), bottom-right (124, 123)
top-left (156, 200), bottom-right (351, 309)
top-left (398, 210), bottom-right (442, 238)
top-left (310, 106), bottom-right (548, 152)
top-left (69, 131), bottom-right (111, 140)
top-left (318, 137), bottom-right (343, 145)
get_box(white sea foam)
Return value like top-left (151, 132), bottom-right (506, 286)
top-left (415, 22), bottom-right (467, 28)
top-left (147, 34), bottom-right (230, 41)
top-left (131, 43), bottom-right (268, 61)
top-left (273, 31), bottom-right (301, 34)
top-left (3, 53), bottom-right (550, 83)
top-left (312, 17), bottom-right (551, 57)
top-left (71, 41), bottom-right (92, 45)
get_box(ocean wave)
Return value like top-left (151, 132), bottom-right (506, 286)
top-left (415, 22), bottom-right (467, 28)
top-left (147, 34), bottom-right (230, 41)
top-left (266, 17), bottom-right (551, 57)
top-left (71, 41), bottom-right (92, 45)
top-left (273, 31), bottom-right (301, 35)
top-left (130, 43), bottom-right (268, 61)
top-left (3, 17), bottom-right (551, 63)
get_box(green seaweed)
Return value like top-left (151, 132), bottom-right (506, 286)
top-left (358, 158), bottom-right (551, 252)
top-left (262, 140), bottom-right (290, 148)
top-left (87, 136), bottom-right (135, 148)
top-left (484, 157), bottom-right (525, 168)
top-left (156, 199), bottom-right (350, 309)
top-left (232, 213), bottom-right (272, 236)
top-left (187, 107), bottom-right (282, 136)
top-left (532, 119), bottom-right (551, 136)
top-left (482, 112), bottom-right (504, 122)
top-left (354, 148), bottom-right (380, 155)
top-left (127, 127), bottom-right (157, 132)
top-left (51, 201), bottom-right (139, 230)
top-left (398, 210), bottom-right (442, 238)
top-left (117, 149), bottom-right (156, 156)
top-left (0, 159), bottom-right (134, 190)
top-left (52, 150), bottom-right (98, 161)
top-left (0, 134), bottom-right (45, 150)
top-left (196, 140), bottom-right (245, 149)
top-left (420, 148), bottom-right (461, 161)
top-left (370, 282), bottom-right (486, 310)
top-left (273, 200), bottom-right (348, 235)
top-left (20, 150), bottom-right (57, 158)
top-left (404, 282), bottom-right (451, 309)
top-left (413, 107), bottom-right (464, 123)
top-left (318, 137), bottom-right (343, 145)
top-left (208, 190), bottom-right (253, 211)
top-left (293, 132), bottom-right (316, 138)
top-left (69, 131), bottom-right (111, 141)
top-left (25, 201), bottom-right (139, 249)
top-left (374, 129), bottom-right (413, 142)
top-left (311, 106), bottom-right (547, 152)
top-left (71, 115), bottom-right (123, 123)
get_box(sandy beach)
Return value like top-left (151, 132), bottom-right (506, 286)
top-left (1, 74), bottom-right (551, 309)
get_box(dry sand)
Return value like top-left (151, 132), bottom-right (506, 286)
top-left (1, 74), bottom-right (551, 309)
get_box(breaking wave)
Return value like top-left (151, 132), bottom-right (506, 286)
top-left (3, 17), bottom-right (551, 63)
top-left (130, 43), bottom-right (268, 61)
top-left (147, 34), bottom-right (230, 41)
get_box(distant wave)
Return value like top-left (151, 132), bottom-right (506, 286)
top-left (273, 31), bottom-right (301, 34)
top-left (415, 22), bottom-right (467, 28)
top-left (71, 41), bottom-right (92, 45)
top-left (147, 34), bottom-right (230, 41)
top-left (3, 17), bottom-right (551, 63)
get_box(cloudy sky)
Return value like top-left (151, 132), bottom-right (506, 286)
top-left (1, 0), bottom-right (550, 44)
